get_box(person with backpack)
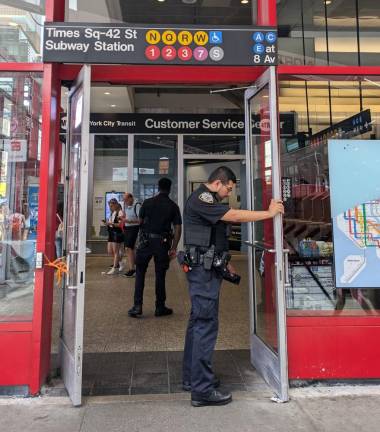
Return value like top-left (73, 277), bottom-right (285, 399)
top-left (122, 192), bottom-right (141, 277)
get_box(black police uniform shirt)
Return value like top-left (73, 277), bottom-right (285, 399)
top-left (139, 192), bottom-right (182, 235)
top-left (184, 184), bottom-right (230, 252)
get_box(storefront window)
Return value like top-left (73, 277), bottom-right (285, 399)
top-left (278, 0), bottom-right (380, 66)
top-left (278, 0), bottom-right (328, 65)
top-left (358, 0), bottom-right (380, 66)
top-left (0, 1), bottom-right (45, 62)
top-left (65, 0), bottom-right (254, 25)
top-left (0, 72), bottom-right (42, 322)
top-left (133, 135), bottom-right (177, 203)
top-left (280, 76), bottom-right (380, 314)
top-left (325, 0), bottom-right (358, 66)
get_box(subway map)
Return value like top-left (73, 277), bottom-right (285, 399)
top-left (329, 139), bottom-right (380, 289)
top-left (336, 200), bottom-right (380, 284)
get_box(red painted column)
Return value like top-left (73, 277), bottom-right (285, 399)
top-left (29, 0), bottom-right (65, 395)
top-left (29, 63), bottom-right (61, 394)
top-left (257, 0), bottom-right (277, 26)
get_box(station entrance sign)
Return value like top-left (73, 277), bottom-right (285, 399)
top-left (43, 23), bottom-right (277, 66)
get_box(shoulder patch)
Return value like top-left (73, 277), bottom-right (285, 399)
top-left (199, 192), bottom-right (214, 204)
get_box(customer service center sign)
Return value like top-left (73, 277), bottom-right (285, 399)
top-left (43, 23), bottom-right (277, 66)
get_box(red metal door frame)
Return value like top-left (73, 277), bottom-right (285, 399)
top-left (3, 0), bottom-right (380, 392)
top-left (0, 0), bottom-right (63, 394)
top-left (0, 0), bottom-right (276, 393)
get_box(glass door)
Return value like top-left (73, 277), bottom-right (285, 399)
top-left (244, 67), bottom-right (289, 402)
top-left (59, 65), bottom-right (91, 407)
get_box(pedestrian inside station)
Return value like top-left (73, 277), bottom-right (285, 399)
top-left (1, 0), bottom-right (380, 408)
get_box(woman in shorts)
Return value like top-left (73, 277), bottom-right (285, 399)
top-left (104, 198), bottom-right (125, 275)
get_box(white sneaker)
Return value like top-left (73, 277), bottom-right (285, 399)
top-left (106, 267), bottom-right (118, 275)
top-left (118, 262), bottom-right (125, 272)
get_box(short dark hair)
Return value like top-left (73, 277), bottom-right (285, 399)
top-left (158, 177), bottom-right (172, 193)
top-left (208, 166), bottom-right (237, 184)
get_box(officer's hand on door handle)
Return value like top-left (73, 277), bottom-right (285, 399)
top-left (268, 199), bottom-right (284, 217)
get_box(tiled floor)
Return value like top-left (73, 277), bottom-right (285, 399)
top-left (49, 349), bottom-right (269, 396)
top-left (51, 255), bottom-right (251, 353)
top-left (49, 254), bottom-right (263, 396)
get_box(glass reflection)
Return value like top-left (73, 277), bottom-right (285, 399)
top-left (0, 72), bottom-right (42, 321)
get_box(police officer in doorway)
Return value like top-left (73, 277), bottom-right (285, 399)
top-left (182, 166), bottom-right (284, 407)
top-left (128, 178), bottom-right (182, 318)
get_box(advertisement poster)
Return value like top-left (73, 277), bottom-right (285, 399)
top-left (105, 192), bottom-right (124, 220)
top-left (328, 140), bottom-right (380, 288)
top-left (3, 139), bottom-right (27, 162)
top-left (28, 184), bottom-right (39, 239)
top-left (112, 167), bottom-right (128, 182)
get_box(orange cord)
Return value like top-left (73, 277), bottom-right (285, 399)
top-left (44, 255), bottom-right (68, 284)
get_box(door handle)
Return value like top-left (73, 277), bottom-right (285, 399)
top-left (244, 240), bottom-right (276, 253)
top-left (283, 249), bottom-right (291, 287)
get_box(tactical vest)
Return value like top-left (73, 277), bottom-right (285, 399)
top-left (184, 221), bottom-right (228, 252)
top-left (184, 223), bottom-right (212, 248)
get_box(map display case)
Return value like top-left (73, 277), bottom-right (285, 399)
top-left (329, 140), bottom-right (380, 289)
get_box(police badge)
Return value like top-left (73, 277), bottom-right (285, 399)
top-left (199, 192), bottom-right (214, 203)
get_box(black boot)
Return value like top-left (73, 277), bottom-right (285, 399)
top-left (128, 305), bottom-right (142, 318)
top-left (183, 377), bottom-right (220, 392)
top-left (191, 390), bottom-right (232, 407)
top-left (155, 305), bottom-right (173, 317)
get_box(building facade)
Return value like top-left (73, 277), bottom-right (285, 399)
top-left (0, 0), bottom-right (380, 403)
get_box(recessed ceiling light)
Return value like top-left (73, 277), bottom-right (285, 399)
top-left (325, 0), bottom-right (332, 4)
top-left (110, 104), bottom-right (116, 107)
top-left (241, 0), bottom-right (249, 4)
top-left (104, 91), bottom-right (111, 95)
top-left (157, 0), bottom-right (166, 2)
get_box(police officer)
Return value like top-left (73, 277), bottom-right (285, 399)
top-left (128, 178), bottom-right (182, 318)
top-left (182, 166), bottom-right (284, 407)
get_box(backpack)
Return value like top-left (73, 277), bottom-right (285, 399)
top-left (133, 202), bottom-right (142, 218)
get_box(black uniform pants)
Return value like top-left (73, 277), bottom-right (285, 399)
top-left (134, 238), bottom-right (170, 308)
top-left (182, 265), bottom-right (223, 396)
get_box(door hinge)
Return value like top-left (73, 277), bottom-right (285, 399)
top-left (35, 252), bottom-right (44, 269)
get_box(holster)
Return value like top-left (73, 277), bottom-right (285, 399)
top-left (136, 231), bottom-right (149, 249)
top-left (161, 231), bottom-right (173, 247)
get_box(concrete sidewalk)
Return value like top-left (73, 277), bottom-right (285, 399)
top-left (1, 387), bottom-right (380, 432)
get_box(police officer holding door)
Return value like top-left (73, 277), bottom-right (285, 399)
top-left (182, 166), bottom-right (284, 407)
top-left (128, 178), bottom-right (182, 318)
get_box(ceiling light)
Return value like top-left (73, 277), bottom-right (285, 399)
top-left (110, 104), bottom-right (116, 107)
top-left (157, 0), bottom-right (166, 2)
top-left (241, 0), bottom-right (249, 4)
top-left (104, 91), bottom-right (111, 95)
top-left (8, 22), bottom-right (18, 27)
top-left (182, 0), bottom-right (197, 4)
top-left (325, 0), bottom-right (332, 4)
